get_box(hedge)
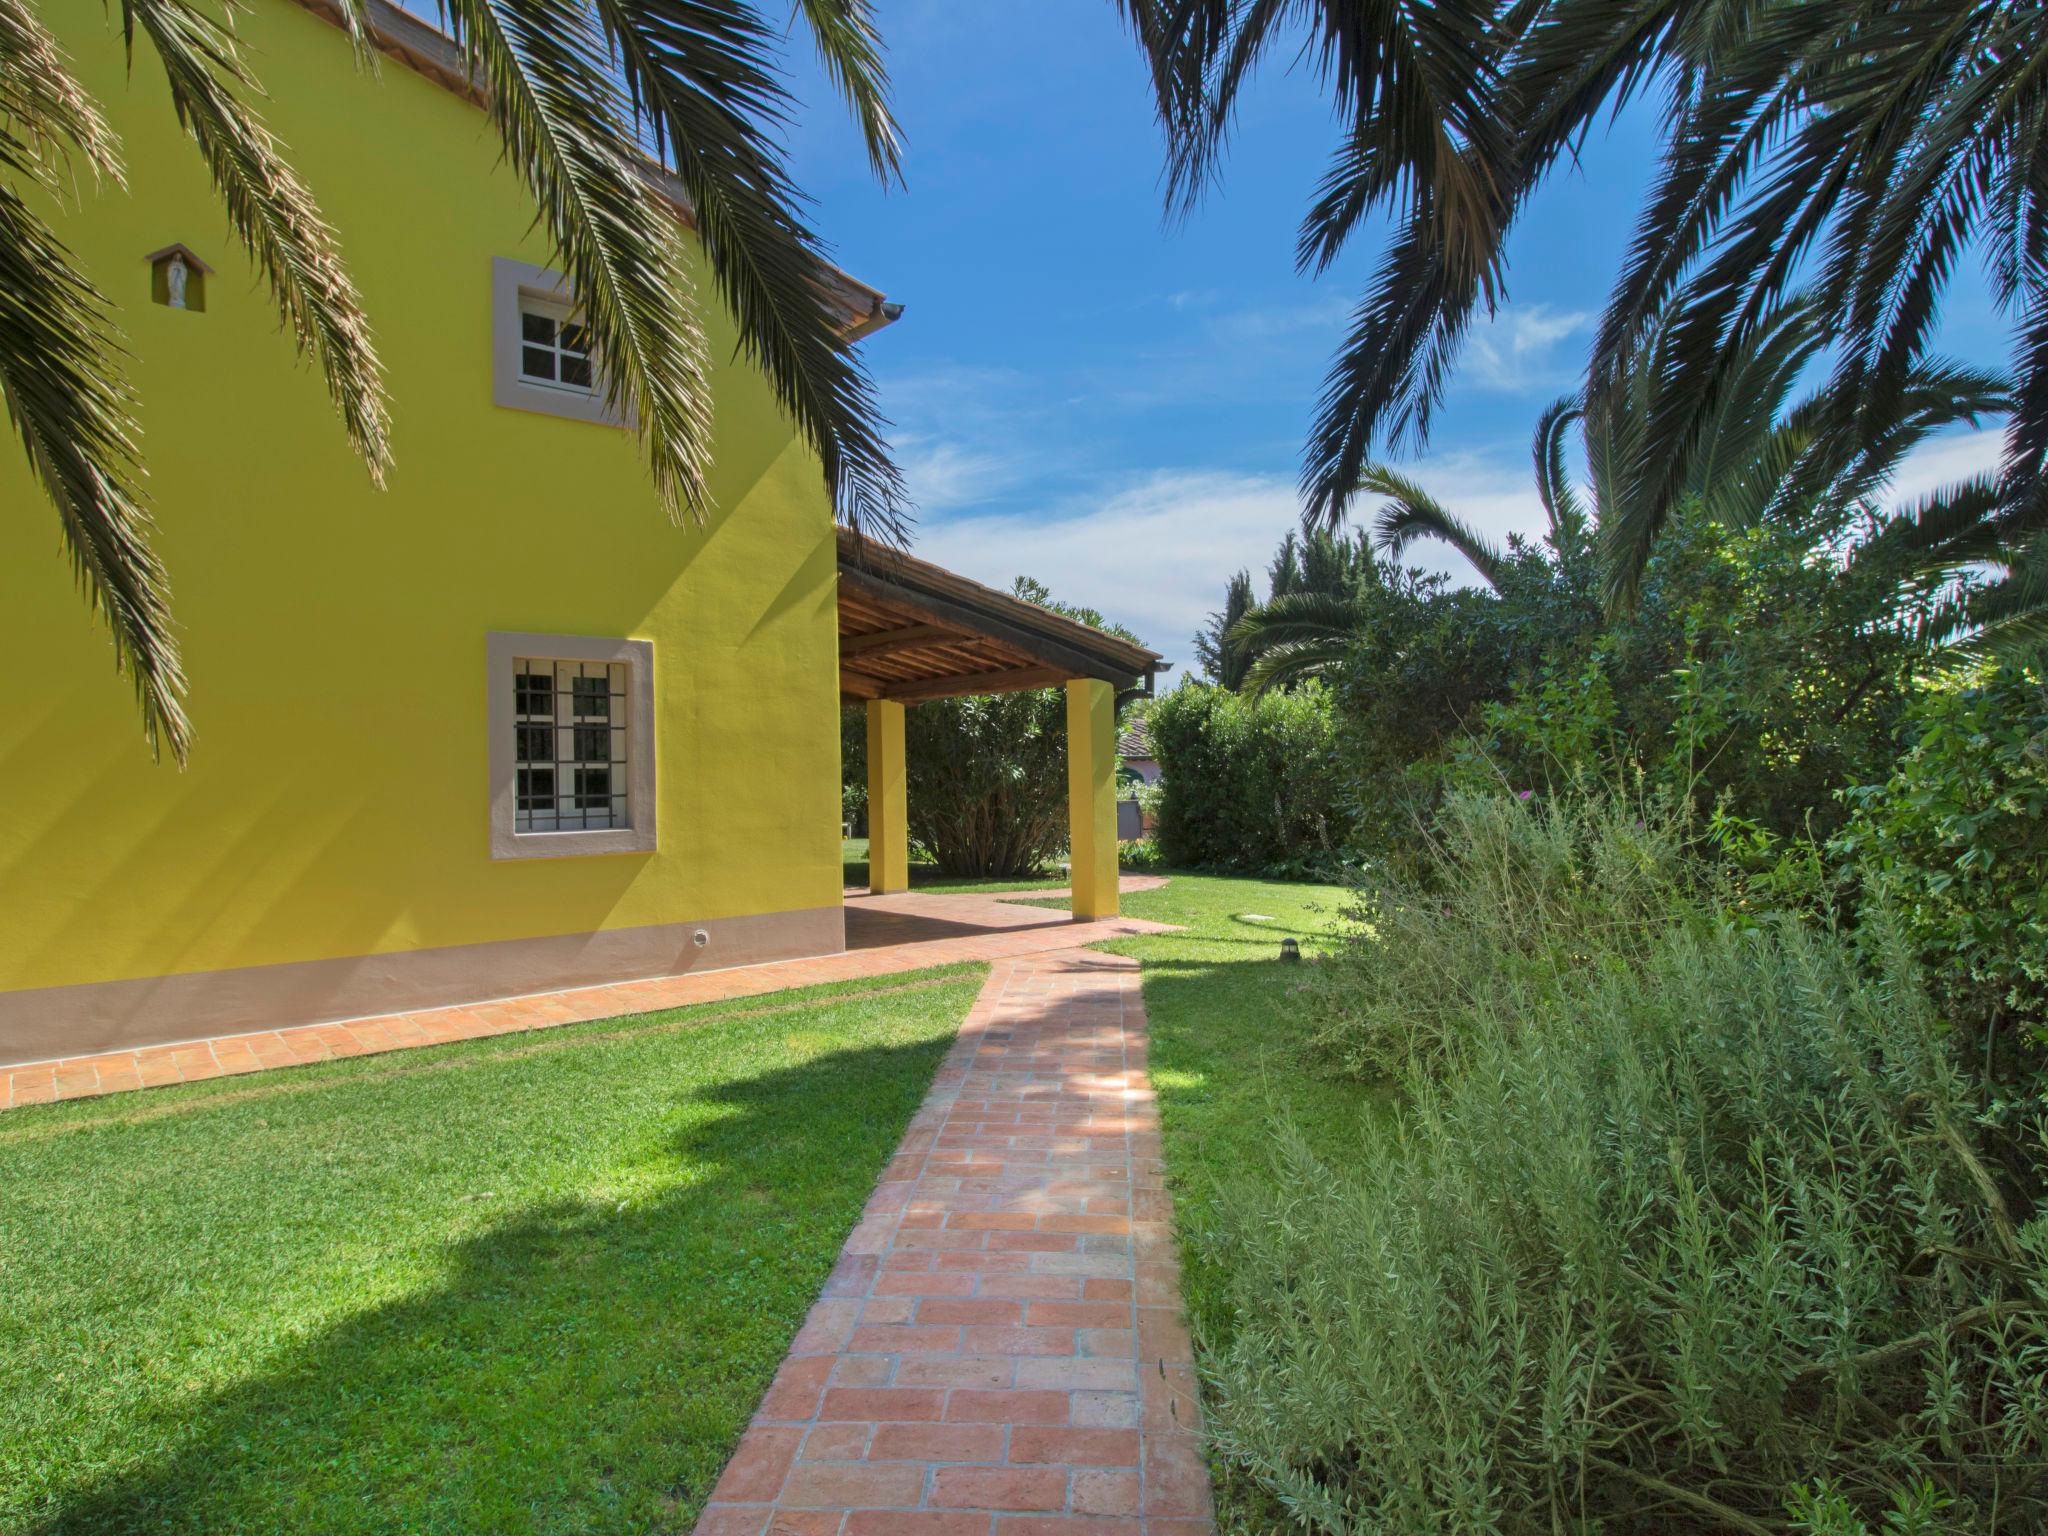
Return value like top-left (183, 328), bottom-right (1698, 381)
top-left (1148, 681), bottom-right (1353, 877)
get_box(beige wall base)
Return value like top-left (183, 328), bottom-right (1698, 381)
top-left (0, 906), bottom-right (847, 1067)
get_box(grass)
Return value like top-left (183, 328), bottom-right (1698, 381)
top-left (841, 836), bottom-right (1074, 895)
top-left (1026, 873), bottom-right (1382, 1532)
top-left (0, 965), bottom-right (987, 1536)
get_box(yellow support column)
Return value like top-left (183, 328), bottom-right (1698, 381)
top-left (1066, 678), bottom-right (1119, 920)
top-left (865, 699), bottom-right (909, 894)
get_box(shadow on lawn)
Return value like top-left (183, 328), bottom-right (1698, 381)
top-left (31, 1032), bottom-right (953, 1536)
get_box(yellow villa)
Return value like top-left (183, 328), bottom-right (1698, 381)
top-left (0, 0), bottom-right (1159, 1066)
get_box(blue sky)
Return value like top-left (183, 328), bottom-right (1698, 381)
top-left (772, 1), bottom-right (2011, 670)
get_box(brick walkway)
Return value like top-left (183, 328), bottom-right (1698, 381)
top-left (694, 949), bottom-right (1214, 1536)
top-left (1, 885), bottom-right (1173, 1111)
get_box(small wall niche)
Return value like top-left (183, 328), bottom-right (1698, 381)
top-left (144, 244), bottom-right (213, 313)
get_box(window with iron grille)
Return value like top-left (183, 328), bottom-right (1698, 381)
top-left (512, 659), bottom-right (629, 832)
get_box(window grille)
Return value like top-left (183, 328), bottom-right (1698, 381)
top-left (512, 658), bottom-right (629, 832)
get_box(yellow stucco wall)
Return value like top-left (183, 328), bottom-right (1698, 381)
top-left (0, 1), bottom-right (848, 994)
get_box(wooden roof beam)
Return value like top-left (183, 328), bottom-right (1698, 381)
top-left (880, 666), bottom-right (1070, 703)
top-left (839, 668), bottom-right (886, 700)
top-left (840, 622), bottom-right (970, 659)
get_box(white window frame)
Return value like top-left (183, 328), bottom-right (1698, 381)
top-left (487, 632), bottom-right (656, 860)
top-left (491, 257), bottom-right (626, 427)
top-left (515, 293), bottom-right (596, 397)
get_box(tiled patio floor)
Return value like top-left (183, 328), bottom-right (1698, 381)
top-left (694, 948), bottom-right (1214, 1536)
top-left (1, 883), bottom-right (1173, 1112)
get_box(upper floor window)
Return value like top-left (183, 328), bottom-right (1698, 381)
top-left (492, 258), bottom-right (623, 427)
top-left (518, 301), bottom-right (594, 394)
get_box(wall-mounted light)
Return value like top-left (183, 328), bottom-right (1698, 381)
top-left (143, 243), bottom-right (213, 312)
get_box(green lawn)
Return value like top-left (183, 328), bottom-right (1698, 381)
top-left (1029, 873), bottom-right (1383, 1531)
top-left (0, 965), bottom-right (986, 1536)
top-left (841, 836), bottom-right (1075, 895)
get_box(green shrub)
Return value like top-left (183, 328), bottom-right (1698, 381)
top-left (1302, 788), bottom-right (1698, 1080)
top-left (842, 693), bottom-right (1067, 878)
top-left (1201, 805), bottom-right (2047, 1531)
top-left (1833, 666), bottom-right (2048, 1057)
top-left (1117, 836), bottom-right (1165, 872)
top-left (1150, 680), bottom-right (1354, 877)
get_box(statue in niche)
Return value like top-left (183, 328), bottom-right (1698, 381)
top-left (144, 244), bottom-right (211, 312)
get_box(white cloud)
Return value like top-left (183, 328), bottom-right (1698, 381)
top-left (1882, 425), bottom-right (2005, 509)
top-left (878, 363), bottom-right (1031, 424)
top-left (904, 452), bottom-right (1550, 670)
top-left (1462, 304), bottom-right (1593, 393)
top-left (1205, 295), bottom-right (1352, 343)
top-left (909, 470), bottom-right (1305, 671)
top-left (897, 438), bottom-right (1017, 514)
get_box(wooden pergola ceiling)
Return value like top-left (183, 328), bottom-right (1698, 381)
top-left (838, 527), bottom-right (1165, 705)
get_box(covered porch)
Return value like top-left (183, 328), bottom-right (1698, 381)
top-left (836, 528), bottom-right (1165, 921)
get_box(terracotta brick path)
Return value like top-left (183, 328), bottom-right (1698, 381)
top-left (1, 884), bottom-right (1173, 1112)
top-left (694, 948), bottom-right (1214, 1536)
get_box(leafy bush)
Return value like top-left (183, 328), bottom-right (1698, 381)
top-left (1834, 665), bottom-right (2048, 1056)
top-left (1150, 681), bottom-right (1354, 877)
top-left (841, 693), bottom-right (1067, 878)
top-left (1117, 836), bottom-right (1166, 872)
top-left (1202, 797), bottom-right (2047, 1532)
top-left (1303, 789), bottom-right (1697, 1080)
top-left (1458, 516), bottom-right (1930, 842)
top-left (1325, 569), bottom-right (1539, 868)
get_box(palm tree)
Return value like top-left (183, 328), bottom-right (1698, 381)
top-left (6, 0), bottom-right (906, 761)
top-left (1116, 0), bottom-right (2048, 636)
top-left (1227, 587), bottom-right (1372, 695)
top-left (1225, 301), bottom-right (2004, 694)
top-left (1371, 300), bottom-right (2006, 603)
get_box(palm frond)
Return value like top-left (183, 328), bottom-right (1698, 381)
top-left (1770, 359), bottom-right (2011, 533)
top-left (793, 0), bottom-right (902, 183)
top-left (1945, 526), bottom-right (2048, 663)
top-left (1678, 294), bottom-right (1823, 502)
top-left (0, 164), bottom-right (186, 759)
top-left (583, 0), bottom-right (907, 536)
top-left (1694, 419), bottom-right (1810, 531)
top-left (1228, 589), bottom-right (1364, 648)
top-left (1362, 462), bottom-right (1510, 589)
top-left (1531, 393), bottom-right (1586, 551)
top-left (1239, 636), bottom-right (1356, 697)
top-left (0, 0), bottom-right (123, 191)
top-left (1853, 473), bottom-right (2006, 576)
top-left (1225, 590), bottom-right (1369, 696)
top-left (121, 0), bottom-right (390, 485)
top-left (433, 0), bottom-right (713, 519)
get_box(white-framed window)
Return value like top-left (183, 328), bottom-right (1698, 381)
top-left (517, 298), bottom-right (595, 395)
top-left (491, 258), bottom-right (624, 427)
top-left (487, 632), bottom-right (655, 859)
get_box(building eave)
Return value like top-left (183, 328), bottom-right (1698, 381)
top-left (285, 0), bottom-right (900, 339)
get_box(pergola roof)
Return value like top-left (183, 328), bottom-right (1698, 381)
top-left (838, 528), bottom-right (1165, 705)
